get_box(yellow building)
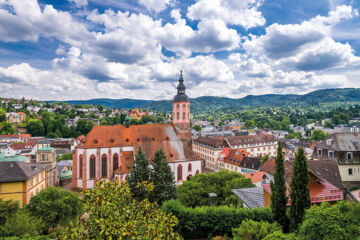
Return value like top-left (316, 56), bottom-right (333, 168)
top-left (0, 162), bottom-right (48, 207)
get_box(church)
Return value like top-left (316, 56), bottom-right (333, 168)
top-left (72, 71), bottom-right (202, 189)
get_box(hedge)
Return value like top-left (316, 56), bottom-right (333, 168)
top-left (161, 199), bottom-right (273, 239)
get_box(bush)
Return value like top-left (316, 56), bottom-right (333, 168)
top-left (162, 199), bottom-right (272, 239)
top-left (232, 219), bottom-right (281, 240)
top-left (263, 231), bottom-right (298, 240)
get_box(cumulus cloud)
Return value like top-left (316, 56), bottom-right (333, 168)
top-left (138, 0), bottom-right (171, 12)
top-left (243, 5), bottom-right (360, 71)
top-left (68, 0), bottom-right (88, 7)
top-left (187, 0), bottom-right (265, 29)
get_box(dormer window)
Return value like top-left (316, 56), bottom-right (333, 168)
top-left (328, 151), bottom-right (334, 159)
top-left (326, 139), bottom-right (333, 145)
top-left (347, 152), bottom-right (353, 160)
top-left (317, 148), bottom-right (322, 157)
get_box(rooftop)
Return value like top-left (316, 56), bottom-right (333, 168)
top-left (0, 162), bottom-right (49, 183)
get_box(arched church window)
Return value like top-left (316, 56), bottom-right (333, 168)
top-left (90, 155), bottom-right (96, 179)
top-left (177, 112), bottom-right (180, 120)
top-left (177, 164), bottom-right (182, 181)
top-left (188, 163), bottom-right (192, 171)
top-left (102, 154), bottom-right (107, 178)
top-left (113, 153), bottom-right (119, 172)
top-left (79, 155), bottom-right (83, 178)
top-left (183, 112), bottom-right (186, 120)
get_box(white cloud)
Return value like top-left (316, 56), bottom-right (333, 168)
top-left (138, 0), bottom-right (171, 12)
top-left (69, 0), bottom-right (88, 7)
top-left (187, 0), bottom-right (265, 29)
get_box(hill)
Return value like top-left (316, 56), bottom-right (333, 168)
top-left (56, 88), bottom-right (360, 113)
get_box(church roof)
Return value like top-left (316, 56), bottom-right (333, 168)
top-left (78, 124), bottom-right (200, 162)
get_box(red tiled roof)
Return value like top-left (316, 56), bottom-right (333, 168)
top-left (260, 157), bottom-right (276, 175)
top-left (194, 136), bottom-right (228, 148)
top-left (79, 124), bottom-right (200, 163)
top-left (226, 134), bottom-right (276, 146)
top-left (9, 142), bottom-right (36, 150)
top-left (0, 134), bottom-right (31, 138)
top-left (244, 171), bottom-right (267, 184)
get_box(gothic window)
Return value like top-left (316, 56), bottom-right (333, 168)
top-left (188, 163), bottom-right (192, 171)
top-left (102, 154), bottom-right (107, 178)
top-left (113, 153), bottom-right (119, 172)
top-left (79, 155), bottom-right (83, 178)
top-left (177, 164), bottom-right (182, 181)
top-left (90, 155), bottom-right (96, 179)
top-left (182, 112), bottom-right (186, 120)
top-left (177, 112), bottom-right (180, 120)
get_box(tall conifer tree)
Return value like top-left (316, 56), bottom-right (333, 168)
top-left (128, 146), bottom-right (151, 201)
top-left (150, 148), bottom-right (177, 205)
top-left (289, 147), bottom-right (311, 231)
top-left (270, 142), bottom-right (289, 232)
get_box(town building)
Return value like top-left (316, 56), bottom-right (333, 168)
top-left (334, 124), bottom-right (360, 133)
top-left (0, 134), bottom-right (31, 143)
top-left (72, 71), bottom-right (201, 189)
top-left (193, 134), bottom-right (277, 171)
top-left (0, 162), bottom-right (48, 207)
top-left (6, 112), bottom-right (26, 124)
top-left (128, 108), bottom-right (148, 121)
top-left (35, 147), bottom-right (58, 187)
top-left (217, 148), bottom-right (262, 174)
top-left (312, 133), bottom-right (360, 184)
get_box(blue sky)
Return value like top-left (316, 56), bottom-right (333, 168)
top-left (0, 0), bottom-right (359, 100)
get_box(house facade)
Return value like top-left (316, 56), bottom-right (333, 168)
top-left (312, 133), bottom-right (360, 183)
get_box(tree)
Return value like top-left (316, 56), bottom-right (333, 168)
top-left (270, 143), bottom-right (289, 232)
top-left (150, 149), bottom-right (177, 205)
top-left (311, 129), bottom-right (328, 141)
top-left (76, 120), bottom-right (93, 135)
top-left (56, 153), bottom-right (73, 162)
top-left (59, 181), bottom-right (182, 240)
top-left (26, 187), bottom-right (81, 232)
top-left (245, 119), bottom-right (255, 129)
top-left (263, 231), bottom-right (297, 240)
top-left (0, 210), bottom-right (43, 237)
top-left (177, 170), bottom-right (253, 207)
top-left (193, 124), bottom-right (202, 132)
top-left (26, 120), bottom-right (45, 136)
top-left (0, 108), bottom-right (6, 122)
top-left (232, 219), bottom-right (282, 240)
top-left (128, 147), bottom-right (151, 201)
top-left (0, 199), bottom-right (19, 225)
top-left (289, 147), bottom-right (310, 231)
top-left (261, 154), bottom-right (270, 165)
top-left (298, 202), bottom-right (360, 240)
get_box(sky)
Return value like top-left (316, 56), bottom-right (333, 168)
top-left (0, 0), bottom-right (360, 100)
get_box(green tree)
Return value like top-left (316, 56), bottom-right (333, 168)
top-left (263, 231), bottom-right (298, 240)
top-left (128, 146), bottom-right (151, 201)
top-left (150, 149), bottom-right (177, 205)
top-left (270, 143), bottom-right (289, 233)
top-left (0, 210), bottom-right (43, 237)
top-left (26, 187), bottom-right (81, 232)
top-left (311, 129), bottom-right (328, 141)
top-left (56, 153), bottom-right (73, 162)
top-left (177, 170), bottom-right (253, 207)
top-left (193, 124), bottom-right (202, 132)
top-left (0, 108), bottom-right (6, 122)
top-left (59, 181), bottom-right (182, 240)
top-left (298, 202), bottom-right (360, 240)
top-left (0, 199), bottom-right (19, 225)
top-left (76, 120), bottom-right (93, 135)
top-left (26, 120), bottom-right (45, 136)
top-left (289, 147), bottom-right (311, 231)
top-left (233, 219), bottom-right (282, 240)
top-left (245, 119), bottom-right (255, 129)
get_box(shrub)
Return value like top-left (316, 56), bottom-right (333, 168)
top-left (263, 231), bottom-right (298, 240)
top-left (162, 199), bottom-right (272, 239)
top-left (232, 219), bottom-right (281, 240)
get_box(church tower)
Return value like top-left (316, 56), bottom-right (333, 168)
top-left (173, 70), bottom-right (191, 141)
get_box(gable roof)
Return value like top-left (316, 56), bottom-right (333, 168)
top-left (194, 136), bottom-right (228, 148)
top-left (232, 186), bottom-right (264, 209)
top-left (307, 160), bottom-right (344, 191)
top-left (315, 133), bottom-right (360, 152)
top-left (79, 124), bottom-right (199, 162)
top-left (0, 162), bottom-right (49, 183)
top-left (260, 157), bottom-right (276, 175)
top-left (226, 134), bottom-right (276, 147)
top-left (244, 171), bottom-right (267, 184)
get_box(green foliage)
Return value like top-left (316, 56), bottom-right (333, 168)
top-left (59, 180), bottom-right (182, 240)
top-left (193, 124), bottom-right (202, 132)
top-left (0, 122), bottom-right (15, 135)
top-left (261, 154), bottom-right (270, 165)
top-left (128, 146), bottom-right (151, 201)
top-left (150, 149), bottom-right (177, 205)
top-left (270, 143), bottom-right (289, 233)
top-left (245, 119), bottom-right (255, 129)
top-left (0, 199), bottom-right (19, 225)
top-left (26, 120), bottom-right (45, 137)
top-left (0, 108), bottom-right (6, 122)
top-left (177, 170), bottom-right (254, 207)
top-left (26, 187), bottom-right (81, 232)
top-left (263, 231), bottom-right (298, 240)
top-left (289, 147), bottom-right (310, 231)
top-left (75, 120), bottom-right (93, 135)
top-left (297, 202), bottom-right (360, 240)
top-left (162, 199), bottom-right (273, 239)
top-left (311, 129), bottom-right (329, 141)
top-left (56, 153), bottom-right (73, 162)
top-left (232, 219), bottom-right (282, 240)
top-left (0, 210), bottom-right (43, 237)
top-left (0, 236), bottom-right (49, 240)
